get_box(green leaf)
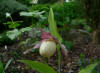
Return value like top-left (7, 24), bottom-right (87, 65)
top-left (4, 58), bottom-right (13, 70)
top-left (0, 61), bottom-right (4, 73)
top-left (20, 27), bottom-right (32, 33)
top-left (78, 63), bottom-right (98, 73)
top-left (6, 29), bottom-right (20, 40)
top-left (8, 22), bottom-right (21, 29)
top-left (6, 27), bottom-right (32, 40)
top-left (5, 21), bottom-right (21, 29)
top-left (20, 11), bottom-right (45, 18)
top-left (18, 60), bottom-right (57, 73)
top-left (20, 12), bottom-right (34, 16)
top-left (48, 8), bottom-right (62, 42)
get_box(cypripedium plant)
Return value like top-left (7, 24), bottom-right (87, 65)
top-left (23, 8), bottom-right (69, 73)
top-left (23, 29), bottom-right (69, 73)
top-left (23, 29), bottom-right (68, 59)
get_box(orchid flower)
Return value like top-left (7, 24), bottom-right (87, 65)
top-left (23, 29), bottom-right (68, 59)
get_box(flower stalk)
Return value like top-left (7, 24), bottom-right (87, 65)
top-left (57, 45), bottom-right (61, 73)
top-left (6, 12), bottom-right (14, 25)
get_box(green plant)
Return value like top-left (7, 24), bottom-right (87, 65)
top-left (77, 0), bottom-right (100, 43)
top-left (48, 8), bottom-right (62, 43)
top-left (6, 29), bottom-right (20, 40)
top-left (0, 61), bottom-right (3, 73)
top-left (23, 8), bottom-right (68, 73)
top-left (48, 8), bottom-right (63, 73)
top-left (78, 53), bottom-right (100, 73)
top-left (20, 11), bottom-right (45, 18)
top-left (18, 60), bottom-right (57, 73)
top-left (0, 33), bottom-right (13, 46)
top-left (51, 2), bottom-right (85, 27)
top-left (0, 58), bottom-right (13, 73)
top-left (29, 2), bottom-right (85, 27)
top-left (78, 62), bottom-right (99, 73)
top-left (6, 27), bottom-right (32, 40)
top-left (4, 12), bottom-right (23, 29)
top-left (20, 10), bottom-right (47, 27)
top-left (78, 53), bottom-right (89, 69)
top-left (20, 38), bottom-right (31, 46)
top-left (0, 0), bottom-right (28, 32)
top-left (4, 21), bottom-right (21, 29)
top-left (19, 38), bottom-right (31, 50)
top-left (0, 27), bottom-right (32, 46)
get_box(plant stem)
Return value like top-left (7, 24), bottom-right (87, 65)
top-left (32, 4), bottom-right (34, 26)
top-left (43, 57), bottom-right (47, 64)
top-left (10, 16), bottom-right (14, 25)
top-left (57, 45), bottom-right (61, 73)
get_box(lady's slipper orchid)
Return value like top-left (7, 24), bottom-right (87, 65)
top-left (39, 40), bottom-right (56, 58)
top-left (24, 30), bottom-right (68, 59)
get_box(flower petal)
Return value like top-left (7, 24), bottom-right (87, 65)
top-left (23, 41), bottom-right (42, 54)
top-left (59, 43), bottom-right (70, 62)
top-left (40, 29), bottom-right (52, 39)
top-left (60, 44), bottom-right (68, 57)
top-left (33, 41), bottom-right (42, 49)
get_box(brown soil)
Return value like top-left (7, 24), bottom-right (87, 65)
top-left (0, 39), bottom-right (100, 73)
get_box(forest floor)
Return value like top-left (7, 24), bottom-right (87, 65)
top-left (0, 32), bottom-right (100, 73)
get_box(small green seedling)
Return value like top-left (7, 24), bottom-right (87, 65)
top-left (0, 58), bottom-right (13, 73)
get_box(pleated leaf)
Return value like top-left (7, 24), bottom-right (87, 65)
top-left (0, 61), bottom-right (4, 73)
top-left (48, 8), bottom-right (62, 42)
top-left (78, 63), bottom-right (98, 73)
top-left (18, 60), bottom-right (57, 73)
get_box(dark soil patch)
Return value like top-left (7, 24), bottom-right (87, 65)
top-left (1, 39), bottom-right (100, 73)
